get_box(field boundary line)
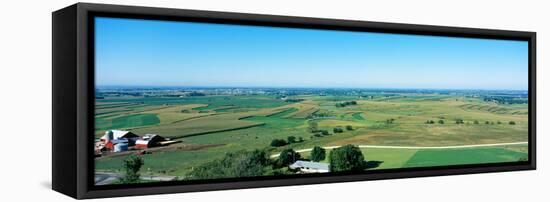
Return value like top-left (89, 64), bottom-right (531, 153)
top-left (270, 142), bottom-right (528, 158)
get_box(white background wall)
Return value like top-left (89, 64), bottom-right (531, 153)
top-left (0, 0), bottom-right (547, 201)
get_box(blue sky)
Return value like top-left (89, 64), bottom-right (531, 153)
top-left (95, 17), bottom-right (528, 90)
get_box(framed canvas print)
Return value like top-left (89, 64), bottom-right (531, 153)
top-left (52, 3), bottom-right (536, 199)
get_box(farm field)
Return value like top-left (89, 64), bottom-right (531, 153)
top-left (94, 88), bottom-right (529, 182)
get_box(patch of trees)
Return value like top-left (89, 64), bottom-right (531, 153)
top-left (277, 149), bottom-right (301, 167)
top-left (119, 155), bottom-right (144, 184)
top-left (188, 92), bottom-right (206, 96)
top-left (450, 119), bottom-right (515, 125)
top-left (270, 136), bottom-right (304, 147)
top-left (312, 129), bottom-right (331, 138)
top-left (425, 120), bottom-right (435, 124)
top-left (284, 98), bottom-right (305, 103)
top-left (270, 139), bottom-right (287, 147)
top-left (438, 120), bottom-right (445, 124)
top-left (386, 118), bottom-right (395, 124)
top-left (333, 127), bottom-right (344, 133)
top-left (311, 109), bottom-right (334, 118)
top-left (329, 145), bottom-right (367, 172)
top-left (483, 96), bottom-right (528, 104)
top-left (346, 125), bottom-right (353, 131)
top-left (189, 149), bottom-right (273, 179)
top-left (335, 101), bottom-right (358, 107)
top-left (310, 146), bottom-right (326, 162)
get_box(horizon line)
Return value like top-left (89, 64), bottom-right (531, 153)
top-left (95, 85), bottom-right (528, 91)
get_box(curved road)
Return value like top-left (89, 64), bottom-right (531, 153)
top-left (270, 141), bottom-right (528, 158)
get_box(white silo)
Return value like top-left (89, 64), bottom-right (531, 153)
top-left (104, 130), bottom-right (114, 141)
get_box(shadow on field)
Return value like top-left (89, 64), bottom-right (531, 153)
top-left (365, 161), bottom-right (383, 169)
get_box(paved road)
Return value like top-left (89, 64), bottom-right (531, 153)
top-left (95, 172), bottom-right (178, 185)
top-left (270, 141), bottom-right (528, 158)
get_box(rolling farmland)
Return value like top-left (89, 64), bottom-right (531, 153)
top-left (95, 88), bottom-right (529, 181)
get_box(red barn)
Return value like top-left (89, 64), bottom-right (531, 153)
top-left (135, 134), bottom-right (166, 149)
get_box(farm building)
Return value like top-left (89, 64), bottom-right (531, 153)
top-left (113, 142), bottom-right (129, 152)
top-left (135, 134), bottom-right (167, 149)
top-left (104, 138), bottom-right (129, 151)
top-left (289, 160), bottom-right (329, 173)
top-left (100, 130), bottom-right (140, 145)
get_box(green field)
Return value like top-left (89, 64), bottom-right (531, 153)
top-left (95, 91), bottom-right (529, 181)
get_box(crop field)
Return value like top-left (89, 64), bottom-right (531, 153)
top-left (95, 89), bottom-right (529, 181)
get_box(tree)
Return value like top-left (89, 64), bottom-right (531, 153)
top-left (287, 136), bottom-right (297, 144)
top-left (438, 120), bottom-right (445, 124)
top-left (310, 146), bottom-right (326, 162)
top-left (298, 137), bottom-right (304, 142)
top-left (120, 155), bottom-right (144, 183)
top-left (278, 149), bottom-right (301, 166)
top-left (455, 118), bottom-right (464, 124)
top-left (320, 130), bottom-right (330, 136)
top-left (270, 139), bottom-right (287, 147)
top-left (333, 127), bottom-right (344, 133)
top-left (329, 145), bottom-right (366, 172)
top-left (307, 121), bottom-right (319, 133)
top-left (473, 120), bottom-right (479, 124)
top-left (346, 125), bottom-right (353, 131)
top-left (485, 121), bottom-right (490, 124)
top-left (509, 121), bottom-right (516, 125)
top-left (497, 121), bottom-right (502, 124)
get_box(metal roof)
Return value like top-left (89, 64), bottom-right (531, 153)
top-left (100, 130), bottom-right (138, 140)
top-left (289, 160), bottom-right (329, 171)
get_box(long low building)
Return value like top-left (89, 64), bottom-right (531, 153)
top-left (135, 134), bottom-right (167, 149)
top-left (289, 160), bottom-right (330, 173)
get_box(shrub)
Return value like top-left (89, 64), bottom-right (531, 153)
top-left (320, 130), bottom-right (330, 136)
top-left (287, 136), bottom-right (297, 144)
top-left (270, 139), bottom-right (287, 147)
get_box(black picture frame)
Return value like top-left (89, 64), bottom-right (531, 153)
top-left (52, 2), bottom-right (536, 199)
